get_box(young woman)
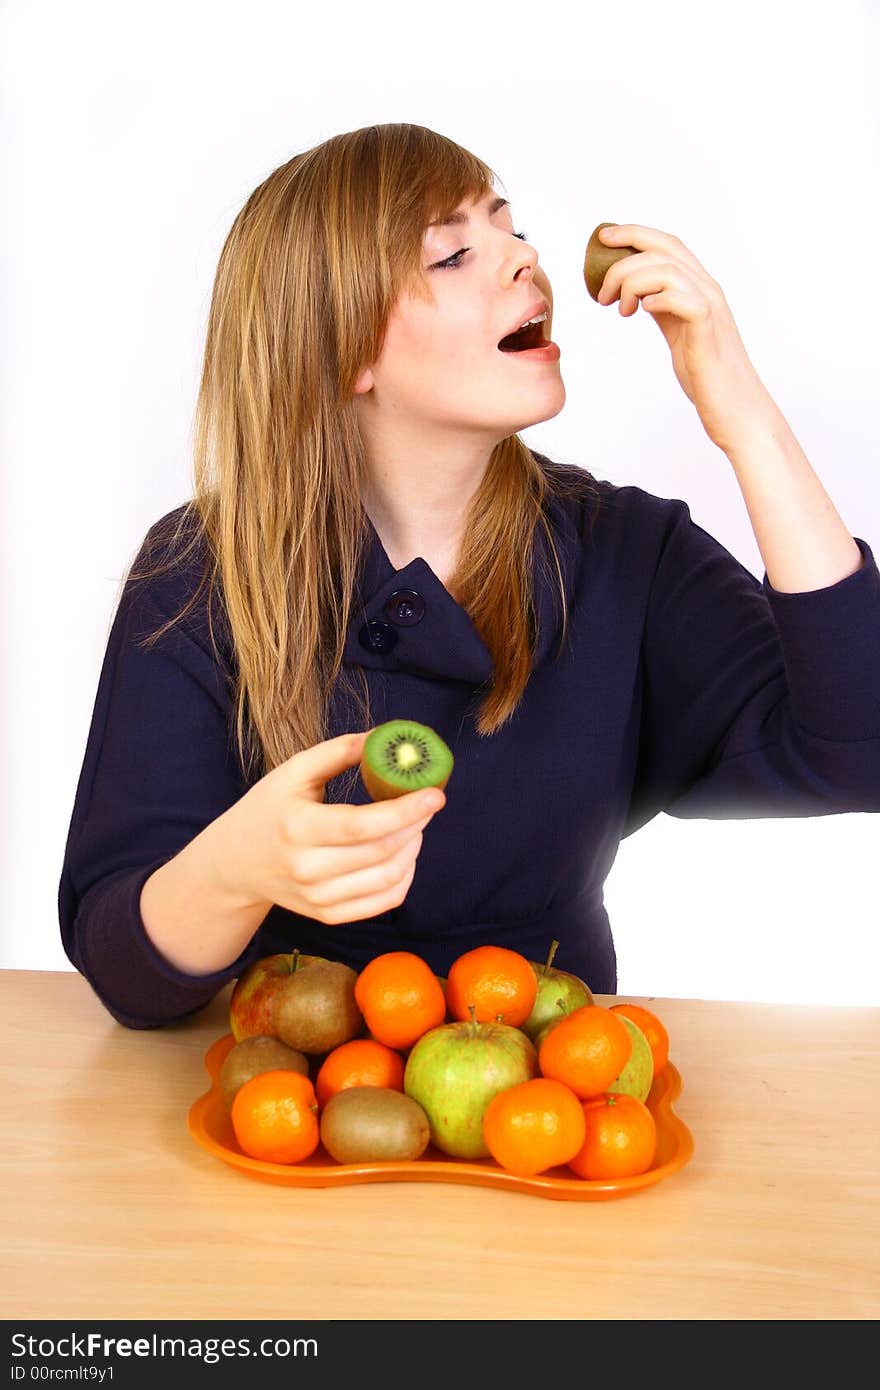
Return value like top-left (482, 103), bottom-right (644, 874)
top-left (59, 123), bottom-right (880, 1028)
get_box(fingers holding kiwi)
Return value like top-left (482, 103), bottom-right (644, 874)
top-left (293, 719), bottom-right (452, 922)
top-left (266, 721), bottom-right (451, 925)
top-left (297, 828), bottom-right (425, 918)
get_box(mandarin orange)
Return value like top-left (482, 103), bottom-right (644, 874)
top-left (315, 1037), bottom-right (406, 1108)
top-left (482, 1077), bottom-right (587, 1176)
top-left (353, 950), bottom-right (446, 1051)
top-left (538, 1004), bottom-right (632, 1099)
top-left (230, 1069), bottom-right (320, 1164)
top-left (446, 944), bottom-right (538, 1026)
top-left (567, 1092), bottom-right (657, 1180)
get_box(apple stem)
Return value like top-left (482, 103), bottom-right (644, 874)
top-left (289, 949), bottom-right (301, 974)
top-left (468, 1003), bottom-right (478, 1037)
top-left (543, 940), bottom-right (560, 975)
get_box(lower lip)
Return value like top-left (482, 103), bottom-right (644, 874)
top-left (499, 341), bottom-right (561, 363)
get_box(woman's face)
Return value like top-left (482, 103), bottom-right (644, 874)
top-left (353, 189), bottom-right (565, 441)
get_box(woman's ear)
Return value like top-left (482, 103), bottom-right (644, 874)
top-left (353, 365), bottom-right (374, 396)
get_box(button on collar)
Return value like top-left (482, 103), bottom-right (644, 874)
top-left (358, 620), bottom-right (398, 655)
top-left (385, 589), bottom-right (425, 626)
top-left (344, 465), bottom-right (582, 686)
top-left (346, 556), bottom-right (493, 686)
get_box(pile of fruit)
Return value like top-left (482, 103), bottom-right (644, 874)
top-left (220, 941), bottom-right (671, 1182)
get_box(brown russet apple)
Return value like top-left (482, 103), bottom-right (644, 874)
top-left (229, 949), bottom-right (327, 1042)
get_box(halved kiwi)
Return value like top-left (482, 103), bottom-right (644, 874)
top-left (360, 718), bottom-right (454, 801)
top-left (584, 222), bottom-right (638, 302)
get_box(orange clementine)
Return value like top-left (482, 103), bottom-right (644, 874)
top-left (482, 1078), bottom-right (587, 1177)
top-left (538, 1004), bottom-right (632, 1099)
top-left (610, 1002), bottom-right (670, 1074)
top-left (446, 944), bottom-right (538, 1026)
top-left (314, 1037), bottom-right (406, 1108)
top-left (353, 951), bottom-right (446, 1051)
top-left (230, 1069), bottom-right (320, 1164)
top-left (567, 1092), bottom-right (657, 1180)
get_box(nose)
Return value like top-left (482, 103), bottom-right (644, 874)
top-left (506, 237), bottom-right (551, 302)
top-left (509, 237), bottom-right (539, 279)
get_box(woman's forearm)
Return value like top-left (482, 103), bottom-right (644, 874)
top-left (140, 814), bottom-right (274, 976)
top-left (724, 399), bottom-right (863, 593)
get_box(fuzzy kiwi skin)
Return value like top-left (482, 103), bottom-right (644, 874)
top-left (584, 223), bottom-right (638, 302)
top-left (219, 1035), bottom-right (310, 1110)
top-left (319, 1087), bottom-right (431, 1163)
top-left (360, 720), bottom-right (454, 801)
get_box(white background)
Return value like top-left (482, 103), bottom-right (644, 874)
top-left (2, 0), bottom-right (878, 1004)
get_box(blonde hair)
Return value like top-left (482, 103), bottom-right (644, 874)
top-left (130, 123), bottom-right (602, 787)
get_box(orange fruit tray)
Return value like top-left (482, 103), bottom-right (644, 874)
top-left (188, 1033), bottom-right (694, 1201)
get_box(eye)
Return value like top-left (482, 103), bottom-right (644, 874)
top-left (434, 230), bottom-right (529, 270)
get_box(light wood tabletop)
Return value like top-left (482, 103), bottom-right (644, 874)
top-left (2, 968), bottom-right (878, 1321)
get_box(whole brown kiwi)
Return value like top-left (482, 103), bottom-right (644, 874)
top-left (272, 959), bottom-right (365, 1055)
top-left (319, 1087), bottom-right (431, 1163)
top-left (584, 223), bottom-right (638, 302)
top-left (219, 1035), bottom-right (309, 1110)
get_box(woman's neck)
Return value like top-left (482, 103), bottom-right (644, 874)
top-left (361, 442), bottom-right (493, 585)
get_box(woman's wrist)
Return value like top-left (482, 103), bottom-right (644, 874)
top-left (139, 815), bottom-right (273, 976)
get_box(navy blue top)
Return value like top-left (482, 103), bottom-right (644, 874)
top-left (58, 454), bottom-right (880, 1028)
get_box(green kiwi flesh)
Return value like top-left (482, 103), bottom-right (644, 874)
top-left (584, 222), bottom-right (638, 302)
top-left (319, 1087), bottom-right (431, 1163)
top-left (219, 1035), bottom-right (310, 1110)
top-left (360, 719), bottom-right (454, 801)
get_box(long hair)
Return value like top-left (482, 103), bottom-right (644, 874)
top-left (128, 123), bottom-right (602, 786)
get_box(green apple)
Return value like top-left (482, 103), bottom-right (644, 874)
top-left (607, 1015), bottom-right (654, 1103)
top-left (521, 940), bottom-right (594, 1041)
top-left (404, 1011), bottom-right (538, 1159)
top-left (228, 948), bottom-right (327, 1042)
top-left (532, 1015), bottom-right (563, 1052)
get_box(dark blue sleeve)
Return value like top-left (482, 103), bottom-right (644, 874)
top-left (58, 517), bottom-right (262, 1029)
top-left (624, 499), bottom-right (880, 835)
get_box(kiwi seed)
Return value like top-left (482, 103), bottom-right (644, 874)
top-left (359, 718), bottom-right (454, 802)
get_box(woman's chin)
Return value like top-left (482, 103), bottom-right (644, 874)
top-left (518, 380), bottom-right (567, 430)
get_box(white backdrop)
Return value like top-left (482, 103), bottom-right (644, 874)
top-left (2, 0), bottom-right (878, 1003)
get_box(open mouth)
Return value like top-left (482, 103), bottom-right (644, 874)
top-left (497, 319), bottom-right (549, 353)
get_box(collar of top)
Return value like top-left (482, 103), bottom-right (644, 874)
top-left (343, 489), bottom-right (581, 687)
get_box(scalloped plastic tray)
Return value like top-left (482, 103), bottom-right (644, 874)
top-left (188, 1034), bottom-right (694, 1201)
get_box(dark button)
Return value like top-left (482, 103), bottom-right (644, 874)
top-left (384, 588), bottom-right (425, 626)
top-left (358, 620), bottom-right (398, 655)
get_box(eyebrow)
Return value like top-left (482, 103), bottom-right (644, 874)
top-left (428, 195), bottom-right (510, 228)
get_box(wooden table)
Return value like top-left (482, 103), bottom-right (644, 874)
top-left (2, 969), bottom-right (878, 1321)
